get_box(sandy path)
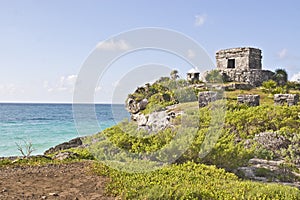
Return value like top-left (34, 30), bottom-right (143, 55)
top-left (0, 161), bottom-right (114, 200)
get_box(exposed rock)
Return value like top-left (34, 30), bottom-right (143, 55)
top-left (131, 109), bottom-right (181, 132)
top-left (237, 158), bottom-right (300, 189)
top-left (48, 192), bottom-right (59, 196)
top-left (138, 98), bottom-right (148, 110)
top-left (237, 94), bottom-right (260, 106)
top-left (126, 98), bottom-right (148, 114)
top-left (274, 94), bottom-right (299, 106)
top-left (131, 113), bottom-right (148, 126)
top-left (44, 137), bottom-right (83, 155)
top-left (146, 111), bottom-right (171, 132)
top-left (254, 132), bottom-right (290, 152)
top-left (53, 151), bottom-right (79, 161)
top-left (198, 91), bottom-right (219, 107)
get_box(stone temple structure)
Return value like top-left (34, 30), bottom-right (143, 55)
top-left (187, 67), bottom-right (200, 83)
top-left (216, 47), bottom-right (274, 86)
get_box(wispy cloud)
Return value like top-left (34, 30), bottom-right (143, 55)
top-left (96, 39), bottom-right (131, 51)
top-left (195, 14), bottom-right (207, 27)
top-left (277, 48), bottom-right (288, 59)
top-left (187, 49), bottom-right (196, 59)
top-left (45, 75), bottom-right (77, 93)
top-left (291, 72), bottom-right (300, 82)
top-left (0, 84), bottom-right (18, 95)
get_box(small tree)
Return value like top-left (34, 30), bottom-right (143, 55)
top-left (170, 70), bottom-right (179, 80)
top-left (205, 70), bottom-right (223, 83)
top-left (16, 140), bottom-right (35, 158)
top-left (273, 69), bottom-right (288, 86)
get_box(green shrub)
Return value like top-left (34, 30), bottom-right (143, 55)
top-left (92, 161), bottom-right (300, 199)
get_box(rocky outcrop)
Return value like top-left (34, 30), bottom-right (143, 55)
top-left (44, 137), bottom-right (83, 155)
top-left (132, 110), bottom-right (177, 132)
top-left (126, 98), bottom-right (148, 114)
top-left (53, 151), bottom-right (79, 160)
top-left (198, 91), bottom-right (219, 107)
top-left (254, 132), bottom-right (290, 152)
top-left (237, 158), bottom-right (300, 189)
top-left (274, 94), bottom-right (299, 106)
top-left (237, 94), bottom-right (260, 106)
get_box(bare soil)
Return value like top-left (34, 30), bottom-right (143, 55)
top-left (0, 161), bottom-right (114, 200)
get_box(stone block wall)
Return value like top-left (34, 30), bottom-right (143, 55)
top-left (274, 94), bottom-right (299, 106)
top-left (237, 94), bottom-right (260, 106)
top-left (216, 47), bottom-right (262, 71)
top-left (215, 47), bottom-right (274, 87)
top-left (198, 91), bottom-right (219, 107)
top-left (220, 69), bottom-right (274, 87)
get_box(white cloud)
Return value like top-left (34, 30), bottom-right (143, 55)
top-left (291, 72), bottom-right (300, 82)
top-left (95, 86), bottom-right (102, 92)
top-left (187, 49), bottom-right (196, 59)
top-left (45, 75), bottom-right (77, 93)
top-left (96, 39), bottom-right (131, 51)
top-left (0, 84), bottom-right (17, 95)
top-left (278, 48), bottom-right (288, 59)
top-left (195, 14), bottom-right (207, 27)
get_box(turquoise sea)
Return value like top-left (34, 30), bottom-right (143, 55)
top-left (0, 103), bottom-right (129, 157)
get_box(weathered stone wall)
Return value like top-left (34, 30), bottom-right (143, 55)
top-left (215, 47), bottom-right (274, 87)
top-left (216, 47), bottom-right (262, 70)
top-left (237, 94), bottom-right (260, 106)
top-left (220, 69), bottom-right (274, 87)
top-left (198, 91), bottom-right (219, 107)
top-left (274, 94), bottom-right (299, 106)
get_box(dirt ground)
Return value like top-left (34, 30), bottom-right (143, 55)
top-left (0, 161), bottom-right (114, 200)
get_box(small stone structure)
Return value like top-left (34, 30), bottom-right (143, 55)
top-left (216, 47), bottom-right (274, 86)
top-left (198, 91), bottom-right (219, 107)
top-left (187, 68), bottom-right (200, 83)
top-left (237, 94), bottom-right (260, 106)
top-left (274, 94), bottom-right (299, 106)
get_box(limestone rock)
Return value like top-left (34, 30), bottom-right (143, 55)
top-left (53, 151), bottom-right (79, 161)
top-left (132, 110), bottom-right (177, 132)
top-left (274, 94), bottom-right (299, 106)
top-left (44, 137), bottom-right (83, 155)
top-left (198, 91), bottom-right (219, 107)
top-left (126, 98), bottom-right (148, 114)
top-left (237, 94), bottom-right (260, 106)
top-left (254, 132), bottom-right (290, 152)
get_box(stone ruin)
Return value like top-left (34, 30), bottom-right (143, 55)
top-left (274, 94), bottom-right (299, 106)
top-left (198, 91), bottom-right (219, 107)
top-left (216, 47), bottom-right (274, 87)
top-left (237, 94), bottom-right (260, 107)
top-left (187, 67), bottom-right (200, 83)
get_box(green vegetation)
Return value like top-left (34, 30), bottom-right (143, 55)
top-left (79, 73), bottom-right (300, 198)
top-left (92, 161), bottom-right (300, 199)
top-left (273, 68), bottom-right (288, 86)
top-left (205, 69), bottom-right (223, 83)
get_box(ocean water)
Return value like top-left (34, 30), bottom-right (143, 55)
top-left (0, 103), bottom-right (129, 157)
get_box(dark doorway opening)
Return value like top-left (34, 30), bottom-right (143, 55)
top-left (227, 59), bottom-right (235, 69)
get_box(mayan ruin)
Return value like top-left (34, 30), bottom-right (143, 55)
top-left (216, 47), bottom-right (274, 86)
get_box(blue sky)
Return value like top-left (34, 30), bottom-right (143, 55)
top-left (1, 0), bottom-right (300, 103)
